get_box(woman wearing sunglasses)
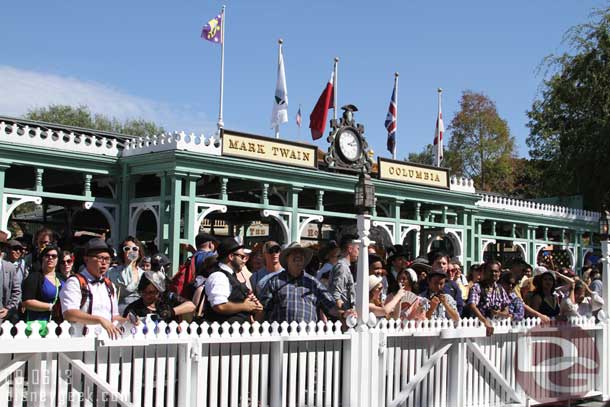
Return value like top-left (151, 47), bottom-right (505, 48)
top-left (57, 250), bottom-right (75, 282)
top-left (21, 245), bottom-right (63, 336)
top-left (108, 236), bottom-right (145, 314)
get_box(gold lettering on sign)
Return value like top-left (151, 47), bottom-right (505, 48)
top-left (222, 131), bottom-right (316, 169)
top-left (378, 159), bottom-right (449, 189)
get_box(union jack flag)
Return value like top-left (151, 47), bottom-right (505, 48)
top-left (385, 84), bottom-right (397, 155)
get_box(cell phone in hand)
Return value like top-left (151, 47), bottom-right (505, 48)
top-left (127, 312), bottom-right (138, 325)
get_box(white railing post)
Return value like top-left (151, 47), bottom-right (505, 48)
top-left (447, 338), bottom-right (466, 407)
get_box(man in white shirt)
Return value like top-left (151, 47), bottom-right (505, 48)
top-left (59, 238), bottom-right (124, 338)
top-left (560, 280), bottom-right (604, 320)
top-left (204, 238), bottom-right (262, 323)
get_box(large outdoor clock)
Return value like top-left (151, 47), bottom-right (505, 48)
top-left (325, 104), bottom-right (373, 173)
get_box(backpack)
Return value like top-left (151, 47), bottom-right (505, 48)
top-left (71, 273), bottom-right (115, 313)
top-left (169, 256), bottom-right (197, 298)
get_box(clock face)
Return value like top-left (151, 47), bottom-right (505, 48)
top-left (338, 130), bottom-right (361, 162)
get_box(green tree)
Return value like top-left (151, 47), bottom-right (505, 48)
top-left (407, 144), bottom-right (434, 165)
top-left (25, 105), bottom-right (164, 137)
top-left (527, 8), bottom-right (610, 209)
top-left (446, 91), bottom-right (516, 193)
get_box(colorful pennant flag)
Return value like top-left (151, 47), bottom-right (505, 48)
top-left (201, 11), bottom-right (223, 44)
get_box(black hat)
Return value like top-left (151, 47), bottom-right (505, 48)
top-left (195, 233), bottom-right (218, 248)
top-left (217, 238), bottom-right (244, 258)
top-left (84, 238), bottom-right (112, 256)
top-left (387, 245), bottom-right (410, 263)
top-left (151, 254), bottom-right (171, 271)
top-left (428, 269), bottom-right (448, 279)
top-left (6, 239), bottom-right (24, 249)
top-left (410, 257), bottom-right (432, 274)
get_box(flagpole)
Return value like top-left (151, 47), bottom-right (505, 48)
top-left (436, 87), bottom-right (443, 167)
top-left (393, 72), bottom-right (399, 160)
top-left (217, 5), bottom-right (226, 133)
top-left (333, 57), bottom-right (339, 121)
top-left (274, 39), bottom-right (283, 139)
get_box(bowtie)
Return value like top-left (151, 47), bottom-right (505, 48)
top-left (89, 279), bottom-right (105, 285)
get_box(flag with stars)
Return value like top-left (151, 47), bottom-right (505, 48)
top-left (296, 105), bottom-right (302, 127)
top-left (201, 10), bottom-right (223, 44)
top-left (385, 84), bottom-right (397, 155)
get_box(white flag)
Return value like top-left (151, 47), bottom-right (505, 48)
top-left (271, 46), bottom-right (288, 129)
top-left (433, 90), bottom-right (444, 167)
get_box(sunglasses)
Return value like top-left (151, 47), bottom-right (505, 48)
top-left (61, 259), bottom-right (73, 264)
top-left (266, 246), bottom-right (281, 254)
top-left (44, 254), bottom-right (58, 259)
top-left (123, 246), bottom-right (139, 252)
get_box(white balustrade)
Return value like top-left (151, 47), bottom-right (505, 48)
top-left (476, 193), bottom-right (599, 222)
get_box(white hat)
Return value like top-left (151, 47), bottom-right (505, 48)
top-left (405, 268), bottom-right (418, 285)
top-left (368, 275), bottom-right (383, 292)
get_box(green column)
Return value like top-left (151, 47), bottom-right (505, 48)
top-left (168, 172), bottom-right (184, 273)
top-left (0, 163), bottom-right (10, 234)
top-left (290, 186), bottom-right (302, 242)
top-left (184, 174), bottom-right (199, 248)
top-left (157, 172), bottom-right (168, 254)
top-left (118, 164), bottom-right (130, 240)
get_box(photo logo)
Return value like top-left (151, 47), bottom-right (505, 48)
top-left (515, 324), bottom-right (599, 404)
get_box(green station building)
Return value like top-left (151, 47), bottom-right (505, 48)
top-left (0, 115), bottom-right (599, 272)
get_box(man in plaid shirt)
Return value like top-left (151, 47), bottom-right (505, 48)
top-left (258, 243), bottom-right (356, 323)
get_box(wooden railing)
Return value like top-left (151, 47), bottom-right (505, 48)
top-left (0, 317), bottom-right (606, 406)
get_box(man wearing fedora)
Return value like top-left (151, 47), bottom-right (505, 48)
top-left (60, 238), bottom-right (125, 338)
top-left (258, 242), bottom-right (355, 323)
top-left (204, 238), bottom-right (263, 324)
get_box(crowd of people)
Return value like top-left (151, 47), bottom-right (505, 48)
top-left (0, 227), bottom-right (604, 338)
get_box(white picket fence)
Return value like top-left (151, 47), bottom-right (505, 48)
top-left (0, 317), bottom-right (605, 407)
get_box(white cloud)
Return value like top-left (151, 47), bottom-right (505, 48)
top-left (0, 65), bottom-right (215, 135)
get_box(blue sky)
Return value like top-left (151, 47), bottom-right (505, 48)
top-left (0, 1), bottom-right (606, 159)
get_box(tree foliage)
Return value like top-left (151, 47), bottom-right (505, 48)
top-left (25, 105), bottom-right (164, 137)
top-left (446, 91), bottom-right (516, 192)
top-left (527, 8), bottom-right (610, 209)
top-left (407, 144), bottom-right (434, 165)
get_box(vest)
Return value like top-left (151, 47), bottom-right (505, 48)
top-left (204, 267), bottom-right (251, 324)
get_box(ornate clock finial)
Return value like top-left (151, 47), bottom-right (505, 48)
top-left (324, 104), bottom-right (372, 173)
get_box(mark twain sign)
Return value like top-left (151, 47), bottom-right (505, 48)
top-left (378, 158), bottom-right (449, 189)
top-left (222, 129), bottom-right (317, 169)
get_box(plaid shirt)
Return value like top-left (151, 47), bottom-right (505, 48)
top-left (259, 270), bottom-right (336, 323)
top-left (467, 282), bottom-right (510, 318)
top-left (507, 292), bottom-right (525, 321)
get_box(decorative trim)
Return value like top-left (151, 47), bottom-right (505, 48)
top-left (534, 243), bottom-right (547, 265)
top-left (194, 204), bottom-right (227, 237)
top-left (1, 194), bottom-right (43, 238)
top-left (476, 193), bottom-right (599, 223)
top-left (129, 202), bottom-right (160, 246)
top-left (122, 131), bottom-right (221, 157)
top-left (480, 238), bottom-right (496, 261)
top-left (298, 214), bottom-right (323, 240)
top-left (372, 221), bottom-right (396, 245)
top-left (262, 210), bottom-right (291, 244)
top-left (513, 241), bottom-right (528, 261)
top-left (77, 202), bottom-right (119, 247)
top-left (0, 121), bottom-right (120, 157)
top-left (449, 176), bottom-right (476, 193)
top-left (399, 224), bottom-right (421, 244)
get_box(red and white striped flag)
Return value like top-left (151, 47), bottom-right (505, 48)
top-left (433, 89), bottom-right (444, 167)
top-left (296, 105), bottom-right (302, 127)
